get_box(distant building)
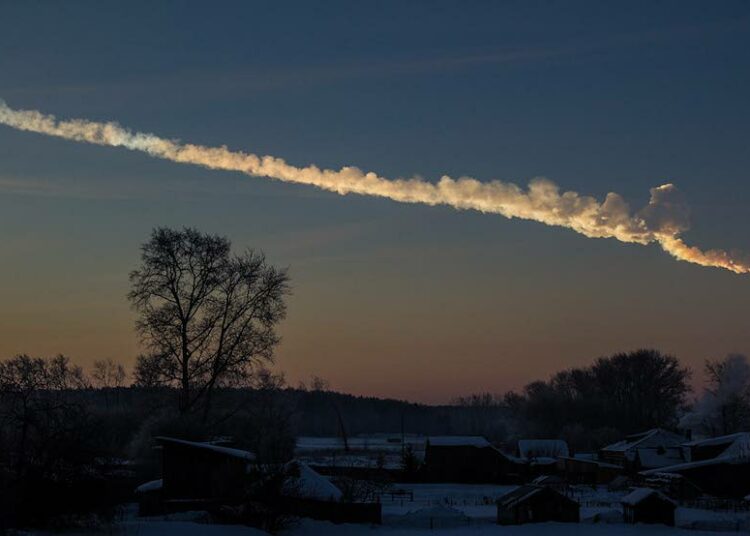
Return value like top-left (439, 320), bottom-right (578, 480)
top-left (424, 436), bottom-right (524, 483)
top-left (296, 434), bottom-right (526, 483)
top-left (621, 488), bottom-right (676, 526)
top-left (600, 429), bottom-right (686, 470)
top-left (515, 439), bottom-right (569, 476)
top-left (497, 485), bottom-right (579, 525)
top-left (641, 432), bottom-right (750, 498)
top-left (150, 436), bottom-right (255, 512)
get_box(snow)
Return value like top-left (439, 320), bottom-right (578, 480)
top-left (636, 447), bottom-right (684, 469)
top-left (135, 478), bottom-right (163, 493)
top-left (621, 488), bottom-right (675, 506)
top-left (156, 436), bottom-right (256, 461)
top-left (428, 436), bottom-right (490, 448)
top-left (286, 460), bottom-right (343, 501)
top-left (285, 518), bottom-right (743, 535)
top-left (684, 432), bottom-right (749, 447)
top-left (602, 429), bottom-right (685, 455)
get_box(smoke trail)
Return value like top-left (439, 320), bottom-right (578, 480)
top-left (0, 99), bottom-right (747, 274)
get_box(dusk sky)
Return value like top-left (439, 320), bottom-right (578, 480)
top-left (1, 1), bottom-right (749, 403)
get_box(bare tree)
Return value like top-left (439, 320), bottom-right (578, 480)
top-left (128, 227), bottom-right (290, 414)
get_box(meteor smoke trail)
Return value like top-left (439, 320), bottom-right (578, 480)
top-left (0, 100), bottom-right (748, 274)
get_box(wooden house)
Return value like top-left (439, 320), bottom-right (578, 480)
top-left (621, 488), bottom-right (676, 526)
top-left (424, 436), bottom-right (524, 483)
top-left (157, 437), bottom-right (255, 503)
top-left (641, 432), bottom-right (750, 498)
top-left (497, 485), bottom-right (579, 525)
top-left (600, 429), bottom-right (686, 471)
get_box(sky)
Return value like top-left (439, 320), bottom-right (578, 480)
top-left (1, 1), bottom-right (749, 403)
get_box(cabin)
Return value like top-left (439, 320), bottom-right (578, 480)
top-left (621, 488), bottom-right (676, 526)
top-left (600, 429), bottom-right (686, 470)
top-left (424, 436), bottom-right (524, 483)
top-left (157, 437), bottom-right (255, 506)
top-left (497, 485), bottom-right (579, 525)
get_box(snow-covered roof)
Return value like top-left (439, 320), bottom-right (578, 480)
top-left (621, 487), bottom-right (676, 506)
top-left (602, 429), bottom-right (685, 454)
top-left (428, 436), bottom-right (491, 448)
top-left (156, 437), bottom-right (256, 461)
top-left (641, 433), bottom-right (750, 475)
top-left (135, 479), bottom-right (163, 493)
top-left (285, 460), bottom-right (342, 502)
top-left (497, 485), bottom-right (545, 507)
top-left (684, 432), bottom-right (749, 448)
top-left (636, 447), bottom-right (684, 469)
top-left (557, 456), bottom-right (622, 469)
top-left (518, 439), bottom-right (569, 459)
top-left (498, 484), bottom-right (573, 508)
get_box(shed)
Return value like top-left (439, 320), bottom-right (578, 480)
top-left (497, 485), bottom-right (579, 525)
top-left (156, 436), bottom-right (255, 504)
top-left (621, 488), bottom-right (676, 526)
top-left (424, 437), bottom-right (524, 483)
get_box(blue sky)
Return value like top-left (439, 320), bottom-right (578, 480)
top-left (1, 1), bottom-right (749, 402)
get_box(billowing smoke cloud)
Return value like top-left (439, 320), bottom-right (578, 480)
top-left (0, 100), bottom-right (748, 274)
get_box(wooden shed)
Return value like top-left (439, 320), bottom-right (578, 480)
top-left (156, 436), bottom-right (256, 503)
top-left (497, 485), bottom-right (579, 525)
top-left (621, 488), bottom-right (676, 526)
top-left (424, 437), bottom-right (524, 483)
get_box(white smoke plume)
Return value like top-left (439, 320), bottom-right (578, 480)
top-left (0, 99), bottom-right (748, 274)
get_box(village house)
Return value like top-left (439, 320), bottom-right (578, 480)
top-left (641, 432), bottom-right (750, 498)
top-left (423, 436), bottom-right (524, 483)
top-left (517, 439), bottom-right (569, 476)
top-left (621, 488), bottom-right (676, 526)
top-left (599, 428), bottom-right (686, 471)
top-left (134, 436), bottom-right (256, 514)
top-left (496, 485), bottom-right (579, 525)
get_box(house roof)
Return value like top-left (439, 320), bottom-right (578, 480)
top-left (155, 436), bottom-right (256, 461)
top-left (497, 485), bottom-right (574, 508)
top-left (636, 447), bottom-right (684, 469)
top-left (684, 432), bottom-right (750, 448)
top-left (518, 439), bottom-right (569, 459)
top-left (286, 460), bottom-right (342, 502)
top-left (428, 436), bottom-right (491, 448)
top-left (135, 479), bottom-right (163, 493)
top-left (602, 429), bottom-right (685, 454)
top-left (497, 485), bottom-right (545, 507)
top-left (621, 487), bottom-right (676, 506)
top-left (641, 433), bottom-right (750, 476)
top-left (557, 456), bottom-right (622, 469)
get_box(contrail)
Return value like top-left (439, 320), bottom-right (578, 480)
top-left (0, 100), bottom-right (747, 274)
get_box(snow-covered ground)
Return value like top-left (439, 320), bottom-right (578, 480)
top-left (288, 519), bottom-right (744, 535)
top-left (19, 485), bottom-right (750, 535)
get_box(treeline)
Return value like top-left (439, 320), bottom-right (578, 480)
top-left (456, 349), bottom-right (750, 451)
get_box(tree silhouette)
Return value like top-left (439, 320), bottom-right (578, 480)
top-left (129, 227), bottom-right (289, 414)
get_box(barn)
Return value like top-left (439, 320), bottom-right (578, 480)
top-left (621, 488), bottom-right (676, 526)
top-left (156, 436), bottom-right (256, 503)
top-left (497, 485), bottom-right (579, 525)
top-left (641, 433), bottom-right (750, 498)
top-left (600, 429), bottom-right (686, 470)
top-left (424, 436), bottom-right (524, 483)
